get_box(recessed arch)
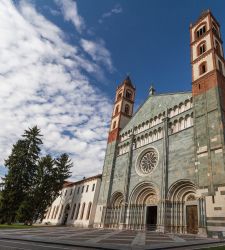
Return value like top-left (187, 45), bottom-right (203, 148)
top-left (129, 181), bottom-right (159, 205)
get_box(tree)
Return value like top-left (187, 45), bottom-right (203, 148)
top-left (0, 126), bottom-right (72, 225)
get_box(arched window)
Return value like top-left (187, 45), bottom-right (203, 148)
top-left (140, 135), bottom-right (144, 146)
top-left (215, 40), bottom-right (221, 56)
top-left (136, 137), bottom-right (140, 147)
top-left (124, 104), bottom-right (130, 115)
top-left (112, 121), bottom-right (116, 129)
top-left (158, 128), bottom-right (163, 139)
top-left (86, 202), bottom-right (92, 220)
top-left (80, 203), bottom-right (86, 220)
top-left (115, 105), bottom-right (119, 115)
top-left (185, 115), bottom-right (191, 128)
top-left (75, 203), bottom-right (80, 220)
top-left (212, 22), bottom-right (219, 36)
top-left (117, 92), bottom-right (122, 100)
top-left (153, 130), bottom-right (157, 141)
top-left (71, 204), bottom-right (76, 219)
top-left (149, 132), bottom-right (153, 142)
top-left (179, 117), bottom-right (185, 130)
top-left (125, 90), bottom-right (132, 100)
top-left (195, 24), bottom-right (206, 39)
top-left (173, 120), bottom-right (178, 133)
top-left (218, 60), bottom-right (223, 74)
top-left (145, 134), bottom-right (148, 144)
top-left (174, 106), bottom-right (178, 116)
top-left (199, 61), bottom-right (207, 75)
top-left (197, 41), bottom-right (206, 55)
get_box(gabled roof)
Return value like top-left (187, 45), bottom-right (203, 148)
top-left (120, 91), bottom-right (192, 134)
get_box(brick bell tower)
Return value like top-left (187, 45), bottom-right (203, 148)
top-left (108, 76), bottom-right (135, 143)
top-left (94, 76), bottom-right (135, 227)
top-left (190, 10), bottom-right (225, 230)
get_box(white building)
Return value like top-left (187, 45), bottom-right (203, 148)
top-left (43, 174), bottom-right (101, 227)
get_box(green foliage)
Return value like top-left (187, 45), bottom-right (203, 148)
top-left (0, 126), bottom-right (72, 225)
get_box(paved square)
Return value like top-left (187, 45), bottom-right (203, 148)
top-left (0, 226), bottom-right (222, 249)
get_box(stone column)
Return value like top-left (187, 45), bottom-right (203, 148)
top-left (158, 116), bottom-right (169, 232)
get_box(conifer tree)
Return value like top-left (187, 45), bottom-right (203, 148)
top-left (0, 126), bottom-right (72, 225)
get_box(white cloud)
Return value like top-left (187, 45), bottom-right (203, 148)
top-left (55, 0), bottom-right (85, 33)
top-left (80, 39), bottom-right (114, 73)
top-left (99, 4), bottom-right (123, 23)
top-left (0, 0), bottom-right (113, 180)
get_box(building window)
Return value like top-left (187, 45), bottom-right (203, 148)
top-left (212, 22), bottom-right (218, 36)
top-left (71, 204), bottom-right (76, 219)
top-left (81, 186), bottom-right (84, 193)
top-left (64, 190), bottom-right (67, 196)
top-left (86, 185), bottom-right (89, 192)
top-left (124, 104), bottom-right (130, 115)
top-left (215, 40), bottom-right (221, 56)
top-left (58, 205), bottom-right (64, 219)
top-left (70, 189), bottom-right (73, 196)
top-left (117, 92), bottom-right (122, 100)
top-left (196, 25), bottom-right (206, 38)
top-left (218, 60), bottom-right (223, 73)
top-left (54, 206), bottom-right (59, 219)
top-left (80, 203), bottom-right (86, 220)
top-left (75, 203), bottom-right (80, 220)
top-left (125, 90), bottom-right (132, 100)
top-left (77, 187), bottom-right (80, 194)
top-left (86, 202), bottom-right (92, 220)
top-left (198, 42), bottom-right (206, 55)
top-left (115, 105), bottom-right (119, 115)
top-left (199, 62), bottom-right (207, 75)
top-left (113, 121), bottom-right (116, 129)
top-left (92, 183), bottom-right (95, 191)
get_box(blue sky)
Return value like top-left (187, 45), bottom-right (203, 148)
top-left (0, 0), bottom-right (225, 180)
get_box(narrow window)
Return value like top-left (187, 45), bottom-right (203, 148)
top-left (70, 189), bottom-right (73, 196)
top-left (71, 204), bottom-right (76, 219)
top-left (125, 90), bottom-right (132, 100)
top-left (80, 203), bottom-right (86, 220)
top-left (77, 187), bottom-right (80, 194)
top-left (113, 121), bottom-right (116, 129)
top-left (199, 62), bottom-right (207, 75)
top-left (64, 190), bottom-right (67, 196)
top-left (115, 105), bottom-right (119, 115)
top-left (215, 40), bottom-right (221, 56)
top-left (117, 92), bottom-right (122, 100)
top-left (92, 183), bottom-right (95, 191)
top-left (75, 203), bottom-right (80, 220)
top-left (124, 104), bottom-right (130, 115)
top-left (196, 25), bottom-right (206, 38)
top-left (86, 185), bottom-right (89, 192)
top-left (81, 186), bottom-right (84, 193)
top-left (199, 43), bottom-right (206, 55)
top-left (86, 202), bottom-right (92, 220)
top-left (218, 60), bottom-right (223, 73)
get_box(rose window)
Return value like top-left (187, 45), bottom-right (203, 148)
top-left (136, 149), bottom-right (159, 176)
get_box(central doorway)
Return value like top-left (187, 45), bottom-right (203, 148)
top-left (146, 206), bottom-right (157, 231)
top-left (186, 205), bottom-right (198, 234)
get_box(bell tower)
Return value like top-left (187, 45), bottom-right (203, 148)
top-left (190, 10), bottom-right (225, 194)
top-left (94, 76), bottom-right (135, 227)
top-left (108, 76), bottom-right (135, 143)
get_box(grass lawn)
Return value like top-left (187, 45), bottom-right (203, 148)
top-left (0, 224), bottom-right (35, 229)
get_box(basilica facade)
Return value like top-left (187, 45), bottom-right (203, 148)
top-left (94, 11), bottom-right (225, 238)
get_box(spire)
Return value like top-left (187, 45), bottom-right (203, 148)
top-left (149, 85), bottom-right (156, 96)
top-left (121, 75), bottom-right (135, 89)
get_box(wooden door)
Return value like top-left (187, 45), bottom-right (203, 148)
top-left (186, 205), bottom-right (198, 234)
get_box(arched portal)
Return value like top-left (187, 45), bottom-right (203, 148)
top-left (104, 192), bottom-right (124, 228)
top-left (167, 179), bottom-right (198, 234)
top-left (128, 182), bottom-right (159, 230)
